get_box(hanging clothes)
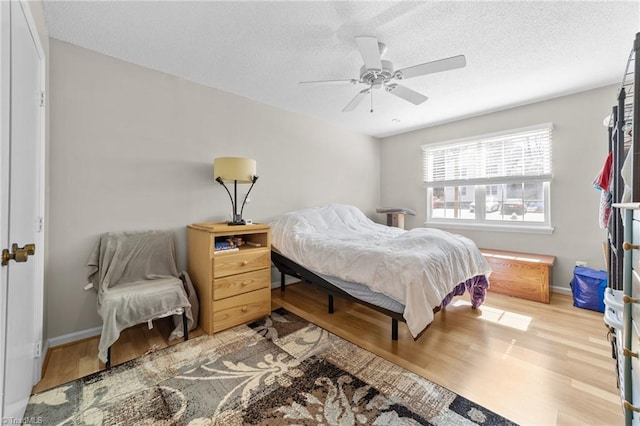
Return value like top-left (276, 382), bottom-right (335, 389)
top-left (594, 152), bottom-right (613, 229)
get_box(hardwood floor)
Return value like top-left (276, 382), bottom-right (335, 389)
top-left (273, 285), bottom-right (622, 426)
top-left (32, 319), bottom-right (206, 394)
top-left (35, 285), bottom-right (622, 425)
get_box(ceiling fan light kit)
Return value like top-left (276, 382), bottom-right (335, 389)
top-left (300, 36), bottom-right (466, 113)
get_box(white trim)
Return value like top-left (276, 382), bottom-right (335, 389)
top-left (19, 0), bottom-right (46, 385)
top-left (552, 286), bottom-right (572, 296)
top-left (424, 174), bottom-right (552, 188)
top-left (421, 122), bottom-right (554, 151)
top-left (47, 326), bottom-right (102, 349)
top-left (424, 220), bottom-right (555, 235)
top-left (422, 123), bottom-right (553, 230)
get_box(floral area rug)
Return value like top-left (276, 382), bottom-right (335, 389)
top-left (25, 309), bottom-right (516, 425)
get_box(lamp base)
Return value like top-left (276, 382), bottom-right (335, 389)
top-left (228, 213), bottom-right (246, 226)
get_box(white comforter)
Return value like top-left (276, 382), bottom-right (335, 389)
top-left (271, 204), bottom-right (491, 337)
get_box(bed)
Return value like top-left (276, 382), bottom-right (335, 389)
top-left (270, 204), bottom-right (491, 339)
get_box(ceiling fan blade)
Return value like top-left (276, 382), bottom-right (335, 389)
top-left (342, 88), bottom-right (370, 112)
top-left (299, 79), bottom-right (358, 86)
top-left (396, 55), bottom-right (466, 80)
top-left (385, 84), bottom-right (428, 105)
top-left (355, 36), bottom-right (382, 71)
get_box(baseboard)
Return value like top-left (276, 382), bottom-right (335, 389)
top-left (47, 326), bottom-right (102, 349)
top-left (551, 286), bottom-right (572, 296)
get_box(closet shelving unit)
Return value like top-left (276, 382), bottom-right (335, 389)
top-left (609, 36), bottom-right (637, 291)
top-left (607, 32), bottom-right (640, 426)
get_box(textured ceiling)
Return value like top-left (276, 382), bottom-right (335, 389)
top-left (42, 1), bottom-right (639, 138)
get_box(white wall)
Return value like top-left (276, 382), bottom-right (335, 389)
top-left (46, 39), bottom-right (380, 339)
top-left (381, 86), bottom-right (615, 291)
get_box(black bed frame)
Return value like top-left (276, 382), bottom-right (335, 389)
top-left (271, 249), bottom-right (407, 340)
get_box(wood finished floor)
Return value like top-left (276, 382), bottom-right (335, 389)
top-left (273, 285), bottom-right (622, 426)
top-left (32, 319), bottom-right (206, 394)
top-left (34, 285), bottom-right (622, 425)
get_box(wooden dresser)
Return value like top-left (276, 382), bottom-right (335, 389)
top-left (187, 222), bottom-right (271, 335)
top-left (480, 248), bottom-right (555, 304)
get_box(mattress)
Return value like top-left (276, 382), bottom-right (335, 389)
top-left (318, 273), bottom-right (405, 314)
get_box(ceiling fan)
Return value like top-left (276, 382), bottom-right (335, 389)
top-left (299, 36), bottom-right (466, 112)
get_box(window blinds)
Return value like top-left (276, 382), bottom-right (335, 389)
top-left (422, 124), bottom-right (553, 187)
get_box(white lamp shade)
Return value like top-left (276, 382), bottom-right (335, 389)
top-left (213, 157), bottom-right (256, 183)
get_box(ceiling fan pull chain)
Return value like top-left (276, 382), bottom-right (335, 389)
top-left (370, 87), bottom-right (374, 113)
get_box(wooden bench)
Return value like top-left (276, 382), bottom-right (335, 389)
top-left (480, 248), bottom-right (555, 304)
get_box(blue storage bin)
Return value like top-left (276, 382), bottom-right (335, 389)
top-left (570, 266), bottom-right (607, 313)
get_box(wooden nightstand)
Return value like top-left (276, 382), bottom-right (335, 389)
top-left (187, 222), bottom-right (271, 335)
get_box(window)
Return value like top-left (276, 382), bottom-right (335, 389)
top-left (423, 123), bottom-right (553, 232)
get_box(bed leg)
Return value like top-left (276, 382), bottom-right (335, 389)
top-left (280, 272), bottom-right (285, 291)
top-left (328, 295), bottom-right (334, 314)
top-left (392, 319), bottom-right (398, 340)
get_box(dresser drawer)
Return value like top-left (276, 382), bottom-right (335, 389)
top-left (213, 249), bottom-right (270, 278)
top-left (213, 268), bottom-right (270, 300)
top-left (213, 287), bottom-right (271, 332)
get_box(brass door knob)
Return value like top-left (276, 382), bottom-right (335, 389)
top-left (2, 243), bottom-right (36, 266)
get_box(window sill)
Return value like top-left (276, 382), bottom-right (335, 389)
top-left (424, 220), bottom-right (555, 235)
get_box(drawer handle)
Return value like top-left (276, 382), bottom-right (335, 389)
top-left (623, 348), bottom-right (639, 358)
top-left (623, 242), bottom-right (639, 251)
top-left (241, 306), bottom-right (248, 312)
top-left (623, 295), bottom-right (640, 304)
top-left (624, 400), bottom-right (640, 413)
top-left (241, 260), bottom-right (248, 266)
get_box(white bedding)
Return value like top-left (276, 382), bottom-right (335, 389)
top-left (271, 204), bottom-right (491, 337)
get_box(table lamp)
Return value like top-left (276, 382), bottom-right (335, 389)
top-left (213, 157), bottom-right (258, 226)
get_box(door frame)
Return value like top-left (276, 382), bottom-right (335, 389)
top-left (26, 0), bottom-right (46, 383)
top-left (0, 0), bottom-right (46, 419)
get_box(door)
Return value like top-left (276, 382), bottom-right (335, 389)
top-left (0, 0), bottom-right (45, 421)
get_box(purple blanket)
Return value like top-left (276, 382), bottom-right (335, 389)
top-left (439, 275), bottom-right (489, 310)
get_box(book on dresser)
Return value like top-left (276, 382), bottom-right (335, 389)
top-left (213, 247), bottom-right (239, 254)
top-left (187, 222), bottom-right (272, 335)
top-left (213, 241), bottom-right (239, 254)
